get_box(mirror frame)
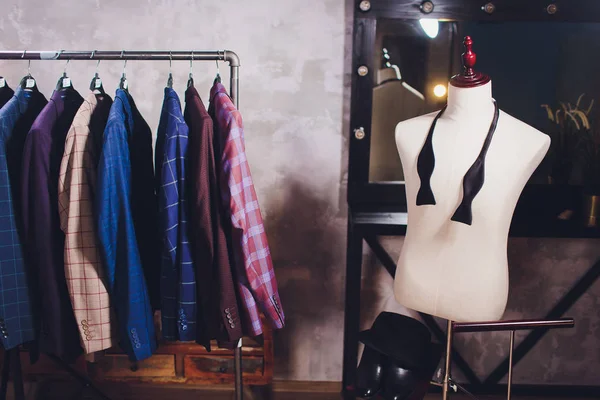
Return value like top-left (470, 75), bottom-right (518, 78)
top-left (348, 0), bottom-right (600, 214)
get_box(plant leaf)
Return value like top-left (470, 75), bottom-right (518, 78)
top-left (565, 112), bottom-right (581, 130)
top-left (541, 104), bottom-right (555, 122)
top-left (576, 93), bottom-right (585, 109)
top-left (586, 98), bottom-right (595, 116)
top-left (572, 110), bottom-right (590, 129)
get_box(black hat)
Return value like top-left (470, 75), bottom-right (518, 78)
top-left (359, 312), bottom-right (434, 373)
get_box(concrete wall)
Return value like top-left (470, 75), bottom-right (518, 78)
top-left (1, 0), bottom-right (599, 385)
top-left (0, 0), bottom-right (350, 382)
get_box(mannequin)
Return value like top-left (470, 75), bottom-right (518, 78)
top-left (370, 59), bottom-right (425, 182)
top-left (393, 37), bottom-right (550, 322)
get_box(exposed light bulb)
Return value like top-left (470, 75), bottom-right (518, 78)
top-left (433, 84), bottom-right (447, 98)
top-left (419, 19), bottom-right (439, 39)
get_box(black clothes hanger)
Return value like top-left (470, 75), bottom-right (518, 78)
top-left (89, 53), bottom-right (105, 95)
top-left (166, 52), bottom-right (173, 89)
top-left (187, 53), bottom-right (194, 88)
top-left (0, 77), bottom-right (13, 107)
top-left (214, 57), bottom-right (221, 85)
top-left (0, 76), bottom-right (10, 93)
top-left (90, 72), bottom-right (105, 95)
top-left (119, 52), bottom-right (129, 92)
top-left (19, 56), bottom-right (39, 92)
top-left (56, 61), bottom-right (75, 92)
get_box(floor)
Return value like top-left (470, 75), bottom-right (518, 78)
top-left (5, 381), bottom-right (596, 400)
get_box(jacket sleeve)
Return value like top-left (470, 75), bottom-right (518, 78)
top-left (206, 117), bottom-right (243, 348)
top-left (174, 120), bottom-right (197, 342)
top-left (59, 126), bottom-right (115, 354)
top-left (221, 111), bottom-right (285, 336)
top-left (188, 116), bottom-right (217, 348)
top-left (96, 121), bottom-right (156, 361)
top-left (20, 129), bottom-right (52, 337)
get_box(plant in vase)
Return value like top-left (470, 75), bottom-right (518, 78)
top-left (541, 94), bottom-right (594, 184)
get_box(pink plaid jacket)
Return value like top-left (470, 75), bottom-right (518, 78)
top-left (58, 93), bottom-right (114, 354)
top-left (210, 82), bottom-right (284, 336)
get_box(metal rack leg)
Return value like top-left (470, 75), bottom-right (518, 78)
top-left (342, 220), bottom-right (364, 398)
top-left (507, 331), bottom-right (515, 400)
top-left (442, 320), bottom-right (454, 400)
top-left (235, 339), bottom-right (243, 400)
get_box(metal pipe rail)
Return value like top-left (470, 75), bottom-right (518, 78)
top-left (453, 318), bottom-right (574, 333)
top-left (0, 50), bottom-right (239, 65)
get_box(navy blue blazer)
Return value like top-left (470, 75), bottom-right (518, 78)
top-left (0, 87), bottom-right (47, 349)
top-left (156, 88), bottom-right (196, 342)
top-left (96, 89), bottom-right (157, 361)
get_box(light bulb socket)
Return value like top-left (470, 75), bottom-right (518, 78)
top-left (420, 1), bottom-right (434, 14)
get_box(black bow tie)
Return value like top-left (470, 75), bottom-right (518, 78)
top-left (415, 100), bottom-right (500, 225)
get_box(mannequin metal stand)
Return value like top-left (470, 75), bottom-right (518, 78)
top-left (438, 318), bottom-right (574, 400)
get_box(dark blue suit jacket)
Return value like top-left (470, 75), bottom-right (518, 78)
top-left (96, 89), bottom-right (157, 361)
top-left (156, 88), bottom-right (196, 342)
top-left (0, 87), bottom-right (46, 349)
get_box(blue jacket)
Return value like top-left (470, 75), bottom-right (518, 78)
top-left (156, 88), bottom-right (196, 341)
top-left (0, 87), bottom-right (46, 349)
top-left (96, 89), bottom-right (157, 361)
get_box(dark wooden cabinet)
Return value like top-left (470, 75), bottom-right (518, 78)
top-left (2, 317), bottom-right (273, 388)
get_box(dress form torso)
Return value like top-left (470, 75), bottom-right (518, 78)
top-left (393, 81), bottom-right (550, 322)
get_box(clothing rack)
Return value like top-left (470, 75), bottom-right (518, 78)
top-left (0, 49), bottom-right (244, 400)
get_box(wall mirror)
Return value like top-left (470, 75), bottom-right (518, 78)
top-left (348, 1), bottom-right (600, 235)
top-left (369, 20), bottom-right (600, 188)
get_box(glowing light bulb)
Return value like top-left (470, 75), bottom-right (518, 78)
top-left (433, 84), bottom-right (447, 98)
top-left (419, 19), bottom-right (439, 39)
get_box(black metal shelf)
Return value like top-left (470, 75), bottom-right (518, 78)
top-left (351, 184), bottom-right (600, 238)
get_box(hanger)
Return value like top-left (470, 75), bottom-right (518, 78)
top-left (119, 50), bottom-right (129, 92)
top-left (376, 48), bottom-right (424, 100)
top-left (19, 51), bottom-right (39, 92)
top-left (214, 52), bottom-right (222, 85)
top-left (89, 51), bottom-right (105, 95)
top-left (187, 52), bottom-right (194, 88)
top-left (166, 52), bottom-right (173, 88)
top-left (0, 76), bottom-right (9, 93)
top-left (55, 52), bottom-right (75, 91)
top-left (0, 75), bottom-right (12, 100)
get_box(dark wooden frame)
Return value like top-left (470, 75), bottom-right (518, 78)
top-left (344, 1), bottom-right (600, 398)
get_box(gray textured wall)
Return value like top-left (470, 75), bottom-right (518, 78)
top-left (0, 0), bottom-right (349, 382)
top-left (1, 0), bottom-right (599, 385)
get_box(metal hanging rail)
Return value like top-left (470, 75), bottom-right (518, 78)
top-left (0, 50), bottom-right (240, 107)
top-left (0, 49), bottom-right (244, 400)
